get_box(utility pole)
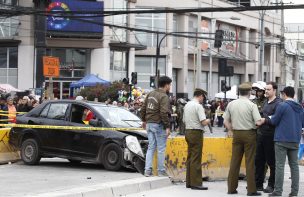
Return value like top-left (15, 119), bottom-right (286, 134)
top-left (271, 1), bottom-right (292, 87)
top-left (259, 11), bottom-right (265, 81)
top-left (195, 0), bottom-right (202, 89)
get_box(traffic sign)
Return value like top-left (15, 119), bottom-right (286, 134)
top-left (43, 56), bottom-right (60, 77)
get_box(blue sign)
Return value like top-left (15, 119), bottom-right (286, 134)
top-left (47, 0), bottom-right (104, 33)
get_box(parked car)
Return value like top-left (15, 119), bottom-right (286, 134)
top-left (9, 100), bottom-right (147, 174)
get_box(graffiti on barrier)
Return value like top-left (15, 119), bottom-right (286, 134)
top-left (165, 138), bottom-right (218, 180)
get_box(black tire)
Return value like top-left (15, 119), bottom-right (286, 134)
top-left (68, 159), bottom-right (82, 164)
top-left (21, 138), bottom-right (41, 165)
top-left (102, 143), bottom-right (122, 171)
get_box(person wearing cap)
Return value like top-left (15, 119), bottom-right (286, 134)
top-left (224, 82), bottom-right (263, 196)
top-left (183, 88), bottom-right (210, 190)
top-left (254, 82), bottom-right (282, 193)
top-left (258, 86), bottom-right (304, 197)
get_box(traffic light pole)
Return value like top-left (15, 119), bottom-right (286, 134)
top-left (224, 75), bottom-right (227, 100)
top-left (155, 32), bottom-right (169, 88)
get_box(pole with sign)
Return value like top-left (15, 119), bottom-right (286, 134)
top-left (43, 56), bottom-right (60, 100)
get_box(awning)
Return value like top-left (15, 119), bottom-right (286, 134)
top-left (0, 39), bottom-right (21, 47)
top-left (212, 51), bottom-right (256, 63)
top-left (109, 42), bottom-right (147, 51)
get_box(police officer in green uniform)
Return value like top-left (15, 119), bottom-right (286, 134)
top-left (223, 83), bottom-right (263, 196)
top-left (183, 88), bottom-right (210, 190)
top-left (252, 82), bottom-right (267, 115)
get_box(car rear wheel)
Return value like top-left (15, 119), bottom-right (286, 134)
top-left (102, 143), bottom-right (122, 171)
top-left (21, 139), bottom-right (41, 165)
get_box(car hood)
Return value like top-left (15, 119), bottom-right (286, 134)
top-left (117, 129), bottom-right (147, 139)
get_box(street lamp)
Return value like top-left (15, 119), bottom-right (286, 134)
top-left (208, 16), bottom-right (240, 99)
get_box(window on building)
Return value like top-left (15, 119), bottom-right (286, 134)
top-left (0, 16), bottom-right (19, 38)
top-left (135, 56), bottom-right (166, 89)
top-left (135, 12), bottom-right (166, 47)
top-left (110, 51), bottom-right (127, 82)
top-left (111, 0), bottom-right (127, 42)
top-left (226, 0), bottom-right (250, 7)
top-left (188, 16), bottom-right (198, 49)
top-left (0, 47), bottom-right (18, 87)
top-left (46, 48), bottom-right (88, 78)
top-left (173, 14), bottom-right (179, 48)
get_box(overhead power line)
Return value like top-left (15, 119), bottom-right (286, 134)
top-left (2, 4), bottom-right (304, 17)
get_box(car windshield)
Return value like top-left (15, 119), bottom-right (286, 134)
top-left (93, 106), bottom-right (142, 128)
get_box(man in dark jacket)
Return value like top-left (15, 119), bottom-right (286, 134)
top-left (141, 76), bottom-right (172, 177)
top-left (255, 82), bottom-right (282, 193)
top-left (259, 86), bottom-right (304, 197)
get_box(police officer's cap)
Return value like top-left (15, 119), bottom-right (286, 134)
top-left (194, 88), bottom-right (207, 96)
top-left (238, 82), bottom-right (252, 91)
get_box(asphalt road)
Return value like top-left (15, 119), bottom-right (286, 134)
top-left (0, 158), bottom-right (143, 197)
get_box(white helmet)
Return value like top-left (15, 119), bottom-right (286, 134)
top-left (252, 81), bottom-right (266, 91)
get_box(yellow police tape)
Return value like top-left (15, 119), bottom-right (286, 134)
top-left (0, 111), bottom-right (26, 114)
top-left (0, 124), bottom-right (144, 131)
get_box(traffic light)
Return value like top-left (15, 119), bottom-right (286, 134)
top-left (122, 78), bottom-right (129, 85)
top-left (221, 80), bottom-right (226, 92)
top-left (221, 80), bottom-right (231, 92)
top-left (131, 72), bottom-right (137, 85)
top-left (150, 76), bottom-right (156, 88)
top-left (214, 30), bottom-right (224, 48)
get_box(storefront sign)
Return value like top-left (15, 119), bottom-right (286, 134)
top-left (43, 56), bottom-right (60, 77)
top-left (219, 23), bottom-right (240, 53)
top-left (201, 20), bottom-right (209, 51)
top-left (46, 0), bottom-right (104, 33)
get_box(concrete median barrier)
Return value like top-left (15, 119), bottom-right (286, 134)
top-left (0, 128), bottom-right (19, 164)
top-left (162, 136), bottom-right (245, 181)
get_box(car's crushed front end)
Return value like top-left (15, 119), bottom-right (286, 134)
top-left (120, 131), bottom-right (148, 174)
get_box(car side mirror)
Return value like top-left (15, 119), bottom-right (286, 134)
top-left (89, 119), bottom-right (103, 127)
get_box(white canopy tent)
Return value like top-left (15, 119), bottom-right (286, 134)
top-left (215, 85), bottom-right (255, 100)
top-left (0, 84), bottom-right (21, 93)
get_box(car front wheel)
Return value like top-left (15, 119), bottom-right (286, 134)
top-left (21, 139), bottom-right (41, 165)
top-left (102, 143), bottom-right (122, 171)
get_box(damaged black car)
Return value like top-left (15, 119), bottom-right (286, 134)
top-left (9, 100), bottom-right (148, 174)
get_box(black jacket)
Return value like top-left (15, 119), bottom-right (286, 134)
top-left (258, 97), bottom-right (282, 136)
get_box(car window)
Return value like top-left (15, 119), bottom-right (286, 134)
top-left (93, 106), bottom-right (141, 128)
top-left (40, 104), bottom-right (50, 118)
top-left (70, 104), bottom-right (93, 124)
top-left (47, 103), bottom-right (69, 120)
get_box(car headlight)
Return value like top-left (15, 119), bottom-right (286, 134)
top-left (125, 136), bottom-right (144, 157)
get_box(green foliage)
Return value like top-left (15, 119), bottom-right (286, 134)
top-left (78, 81), bottom-right (126, 102)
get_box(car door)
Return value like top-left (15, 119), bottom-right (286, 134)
top-left (42, 102), bottom-right (70, 155)
top-left (65, 104), bottom-right (102, 159)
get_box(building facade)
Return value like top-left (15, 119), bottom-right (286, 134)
top-left (1, 0), bottom-right (282, 99)
top-left (285, 23), bottom-right (304, 102)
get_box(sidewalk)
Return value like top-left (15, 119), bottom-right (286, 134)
top-left (127, 164), bottom-right (304, 197)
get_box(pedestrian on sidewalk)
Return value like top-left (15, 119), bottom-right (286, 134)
top-left (258, 86), bottom-right (304, 197)
top-left (223, 82), bottom-right (263, 196)
top-left (141, 76), bottom-right (172, 177)
top-left (255, 82), bottom-right (282, 193)
top-left (183, 88), bottom-right (210, 190)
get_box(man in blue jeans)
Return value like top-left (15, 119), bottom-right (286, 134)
top-left (141, 76), bottom-right (172, 177)
top-left (259, 86), bottom-right (304, 197)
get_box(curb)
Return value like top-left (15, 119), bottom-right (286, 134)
top-left (32, 176), bottom-right (172, 197)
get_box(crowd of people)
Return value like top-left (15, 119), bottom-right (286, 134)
top-left (0, 95), bottom-right (40, 123)
top-left (2, 77), bottom-right (304, 196)
top-left (138, 76), bottom-right (304, 197)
